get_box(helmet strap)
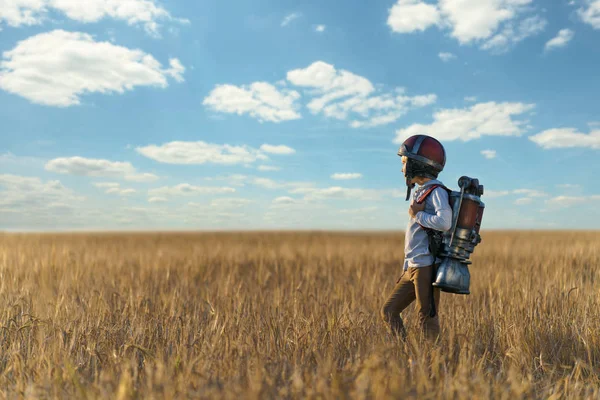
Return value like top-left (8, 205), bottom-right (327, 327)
top-left (404, 159), bottom-right (416, 201)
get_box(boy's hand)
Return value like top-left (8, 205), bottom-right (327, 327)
top-left (409, 201), bottom-right (425, 218)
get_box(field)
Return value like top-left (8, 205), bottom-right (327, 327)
top-left (0, 231), bottom-right (599, 399)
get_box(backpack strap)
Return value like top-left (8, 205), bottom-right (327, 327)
top-left (415, 184), bottom-right (449, 204)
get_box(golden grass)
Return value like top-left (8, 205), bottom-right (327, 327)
top-left (0, 231), bottom-right (599, 399)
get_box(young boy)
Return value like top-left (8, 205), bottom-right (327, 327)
top-left (381, 135), bottom-right (452, 341)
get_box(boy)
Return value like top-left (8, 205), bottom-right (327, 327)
top-left (381, 135), bottom-right (452, 341)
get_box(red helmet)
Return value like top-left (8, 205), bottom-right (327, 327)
top-left (398, 135), bottom-right (446, 201)
top-left (397, 135), bottom-right (446, 172)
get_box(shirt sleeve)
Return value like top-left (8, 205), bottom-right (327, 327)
top-left (414, 187), bottom-right (453, 232)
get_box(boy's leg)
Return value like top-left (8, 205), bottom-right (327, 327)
top-left (412, 266), bottom-right (441, 341)
top-left (380, 270), bottom-right (415, 338)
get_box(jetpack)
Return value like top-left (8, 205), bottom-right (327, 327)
top-left (432, 176), bottom-right (485, 295)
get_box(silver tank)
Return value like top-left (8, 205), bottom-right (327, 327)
top-left (432, 176), bottom-right (485, 295)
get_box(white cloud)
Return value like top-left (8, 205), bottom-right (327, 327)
top-left (287, 61), bottom-right (436, 128)
top-left (107, 187), bottom-right (136, 196)
top-left (250, 177), bottom-right (313, 190)
top-left (387, 0), bottom-right (441, 33)
top-left (0, 30), bottom-right (184, 107)
top-left (514, 197), bottom-right (533, 205)
top-left (481, 149), bottom-right (497, 159)
top-left (272, 196), bottom-right (297, 205)
top-left (529, 127), bottom-right (600, 149)
top-left (259, 144), bottom-right (296, 155)
top-left (281, 12), bottom-right (301, 27)
top-left (289, 186), bottom-right (382, 201)
top-left (513, 189), bottom-right (547, 198)
top-left (556, 184), bottom-right (581, 190)
top-left (439, 52), bottom-right (456, 62)
top-left (0, 0), bottom-right (182, 35)
top-left (148, 184), bottom-right (236, 197)
top-left (481, 15), bottom-right (547, 53)
top-left (137, 141), bottom-right (271, 165)
top-left (484, 188), bottom-right (547, 199)
top-left (258, 165), bottom-right (281, 172)
top-left (484, 190), bottom-right (511, 198)
top-left (339, 207), bottom-right (378, 214)
top-left (210, 198), bottom-right (253, 208)
top-left (579, 1), bottom-right (600, 29)
top-left (464, 96), bottom-right (477, 102)
top-left (546, 195), bottom-right (600, 208)
top-left (204, 174), bottom-right (248, 187)
top-left (395, 101), bottom-right (535, 143)
top-left (202, 82), bottom-right (301, 123)
top-left (331, 173), bottom-right (363, 180)
top-left (388, 0), bottom-right (546, 51)
top-left (148, 196), bottom-right (167, 203)
top-left (46, 156), bottom-right (158, 182)
top-left (94, 182), bottom-right (120, 189)
top-left (545, 29), bottom-right (575, 51)
top-left (0, 174), bottom-right (84, 215)
top-left (315, 25), bottom-right (326, 32)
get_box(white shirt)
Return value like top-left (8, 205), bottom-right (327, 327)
top-left (403, 179), bottom-right (453, 270)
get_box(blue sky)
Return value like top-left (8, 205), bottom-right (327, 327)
top-left (1, 0), bottom-right (599, 231)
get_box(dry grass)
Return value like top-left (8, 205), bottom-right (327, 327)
top-left (0, 231), bottom-right (599, 399)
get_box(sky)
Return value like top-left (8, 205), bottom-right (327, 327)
top-left (0, 0), bottom-right (599, 231)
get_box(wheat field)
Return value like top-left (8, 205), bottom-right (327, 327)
top-left (0, 231), bottom-right (598, 399)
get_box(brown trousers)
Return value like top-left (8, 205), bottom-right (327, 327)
top-left (381, 265), bottom-right (441, 340)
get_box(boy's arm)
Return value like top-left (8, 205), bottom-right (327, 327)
top-left (414, 188), bottom-right (452, 232)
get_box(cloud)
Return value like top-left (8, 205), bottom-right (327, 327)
top-left (202, 82), bottom-right (301, 123)
top-left (258, 165), bottom-right (281, 172)
top-left (148, 196), bottom-right (167, 203)
top-left (287, 61), bottom-right (436, 128)
top-left (46, 156), bottom-right (158, 182)
top-left (94, 182), bottom-right (120, 189)
top-left (514, 197), bottom-right (533, 205)
top-left (315, 24), bottom-right (326, 32)
top-left (513, 189), bottom-right (547, 198)
top-left (331, 173), bottom-right (363, 180)
top-left (289, 186), bottom-right (382, 201)
top-left (209, 198), bottom-right (253, 208)
top-left (556, 184), bottom-right (581, 190)
top-left (545, 29), bottom-right (575, 51)
top-left (272, 196), bottom-right (297, 205)
top-left (438, 52), bottom-right (456, 62)
top-left (281, 12), bottom-right (301, 27)
top-left (137, 141), bottom-right (295, 165)
top-left (529, 127), bottom-right (600, 149)
top-left (546, 195), bottom-right (600, 208)
top-left (395, 101), bottom-right (535, 143)
top-left (137, 141), bottom-right (271, 165)
top-left (481, 149), bottom-right (497, 159)
top-left (0, 30), bottom-right (184, 107)
top-left (94, 182), bottom-right (136, 196)
top-left (388, 0), bottom-right (546, 51)
top-left (259, 144), bottom-right (296, 155)
top-left (0, 174), bottom-right (84, 215)
top-left (106, 187), bottom-right (136, 196)
top-left (579, 1), bottom-right (600, 29)
top-left (483, 189), bottom-right (548, 199)
top-left (0, 0), bottom-right (183, 35)
top-left (339, 207), bottom-right (378, 214)
top-left (250, 177), bottom-right (313, 190)
top-left (148, 184), bottom-right (236, 197)
top-left (464, 96), bottom-right (477, 102)
top-left (481, 15), bottom-right (547, 53)
top-left (387, 0), bottom-right (441, 33)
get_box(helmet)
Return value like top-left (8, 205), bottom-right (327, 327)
top-left (397, 135), bottom-right (446, 201)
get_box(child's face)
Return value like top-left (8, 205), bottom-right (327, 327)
top-left (401, 156), bottom-right (407, 177)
